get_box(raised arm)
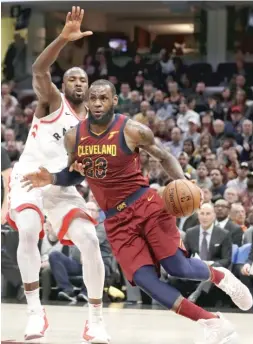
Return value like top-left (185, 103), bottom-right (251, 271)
top-left (32, 6), bottom-right (92, 113)
top-left (124, 119), bottom-right (186, 180)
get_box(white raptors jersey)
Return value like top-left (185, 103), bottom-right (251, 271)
top-left (16, 94), bottom-right (84, 174)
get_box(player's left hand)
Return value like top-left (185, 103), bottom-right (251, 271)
top-left (69, 160), bottom-right (85, 176)
top-left (21, 167), bottom-right (54, 191)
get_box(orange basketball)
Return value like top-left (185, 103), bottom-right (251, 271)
top-left (162, 179), bottom-right (201, 217)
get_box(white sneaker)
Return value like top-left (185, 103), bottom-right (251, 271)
top-left (24, 308), bottom-right (49, 340)
top-left (195, 313), bottom-right (239, 344)
top-left (214, 267), bottom-right (253, 311)
top-left (82, 318), bottom-right (110, 343)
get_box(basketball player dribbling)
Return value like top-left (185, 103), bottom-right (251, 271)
top-left (23, 79), bottom-right (253, 343)
top-left (7, 7), bottom-right (110, 343)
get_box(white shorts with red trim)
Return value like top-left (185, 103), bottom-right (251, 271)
top-left (8, 167), bottom-right (96, 245)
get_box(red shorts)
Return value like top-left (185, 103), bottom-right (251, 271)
top-left (104, 188), bottom-right (185, 284)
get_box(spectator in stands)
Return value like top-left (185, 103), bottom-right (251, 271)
top-left (196, 162), bottom-right (212, 189)
top-left (108, 75), bottom-right (120, 94)
top-left (214, 199), bottom-right (243, 246)
top-left (82, 54), bottom-right (96, 78)
top-left (147, 157), bottom-right (163, 185)
top-left (202, 188), bottom-right (213, 204)
top-left (146, 110), bottom-right (157, 132)
top-left (95, 53), bottom-right (109, 78)
top-left (177, 98), bottom-right (200, 133)
top-left (213, 120), bottom-right (226, 150)
top-left (233, 232), bottom-right (253, 295)
top-left (133, 100), bottom-right (150, 125)
top-left (157, 49), bottom-right (175, 78)
top-left (13, 109), bottom-right (28, 143)
top-left (143, 80), bottom-right (155, 104)
top-left (132, 71), bottom-right (144, 93)
top-left (200, 111), bottom-right (214, 135)
top-left (1, 82), bottom-right (18, 126)
top-left (240, 172), bottom-right (253, 214)
top-left (229, 106), bottom-right (244, 135)
top-left (230, 203), bottom-right (247, 232)
top-left (233, 74), bottom-right (253, 100)
top-left (184, 203), bottom-right (232, 303)
top-left (165, 127), bottom-right (183, 157)
top-left (117, 83), bottom-right (131, 113)
top-left (5, 141), bottom-right (21, 164)
top-left (152, 90), bottom-right (165, 112)
top-left (183, 118), bottom-right (200, 147)
top-left (128, 91), bottom-right (141, 117)
top-left (224, 187), bottom-right (239, 205)
top-left (210, 169), bottom-right (226, 197)
top-left (179, 73), bottom-right (193, 97)
top-left (178, 152), bottom-right (196, 180)
top-left (220, 88), bottom-right (232, 118)
top-left (226, 162), bottom-right (248, 193)
top-left (240, 119), bottom-right (253, 162)
top-left (194, 82), bottom-right (208, 112)
top-left (182, 139), bottom-right (200, 168)
top-left (167, 81), bottom-right (182, 109)
top-left (127, 54), bottom-right (146, 78)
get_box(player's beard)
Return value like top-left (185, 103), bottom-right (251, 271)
top-left (88, 106), bottom-right (114, 126)
top-left (65, 90), bottom-right (86, 105)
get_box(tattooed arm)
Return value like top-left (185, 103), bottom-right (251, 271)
top-left (124, 119), bottom-right (186, 180)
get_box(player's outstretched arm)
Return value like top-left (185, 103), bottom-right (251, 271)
top-left (32, 6), bottom-right (92, 112)
top-left (125, 119), bottom-right (186, 180)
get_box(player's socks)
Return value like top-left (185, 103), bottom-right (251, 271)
top-left (25, 288), bottom-right (42, 310)
top-left (175, 298), bottom-right (217, 321)
top-left (88, 303), bottom-right (103, 322)
top-left (209, 266), bottom-right (225, 284)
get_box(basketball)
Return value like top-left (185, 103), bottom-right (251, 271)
top-left (162, 179), bottom-right (201, 217)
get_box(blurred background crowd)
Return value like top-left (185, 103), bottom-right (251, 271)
top-left (1, 1), bottom-right (253, 309)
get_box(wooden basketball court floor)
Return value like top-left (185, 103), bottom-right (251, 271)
top-left (1, 303), bottom-right (253, 343)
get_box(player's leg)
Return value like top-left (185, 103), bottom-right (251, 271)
top-left (160, 248), bottom-right (253, 311)
top-left (14, 208), bottom-right (48, 340)
top-left (133, 265), bottom-right (238, 343)
top-left (66, 218), bottom-right (109, 343)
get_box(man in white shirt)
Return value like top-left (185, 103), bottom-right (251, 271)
top-left (226, 162), bottom-right (249, 194)
top-left (177, 100), bottom-right (200, 133)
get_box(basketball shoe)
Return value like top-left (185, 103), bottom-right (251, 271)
top-left (24, 307), bottom-right (49, 340)
top-left (214, 267), bottom-right (253, 311)
top-left (82, 318), bottom-right (110, 344)
top-left (195, 313), bottom-right (238, 344)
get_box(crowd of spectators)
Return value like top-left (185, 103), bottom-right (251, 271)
top-left (1, 44), bottom-right (253, 306)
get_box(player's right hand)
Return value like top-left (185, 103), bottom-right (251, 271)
top-left (60, 6), bottom-right (93, 42)
top-left (21, 167), bottom-right (53, 191)
top-left (69, 160), bottom-right (85, 176)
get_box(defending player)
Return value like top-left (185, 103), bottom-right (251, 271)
top-left (8, 8), bottom-right (109, 343)
top-left (22, 80), bottom-right (253, 343)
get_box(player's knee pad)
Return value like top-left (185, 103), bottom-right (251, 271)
top-left (15, 208), bottom-right (41, 244)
